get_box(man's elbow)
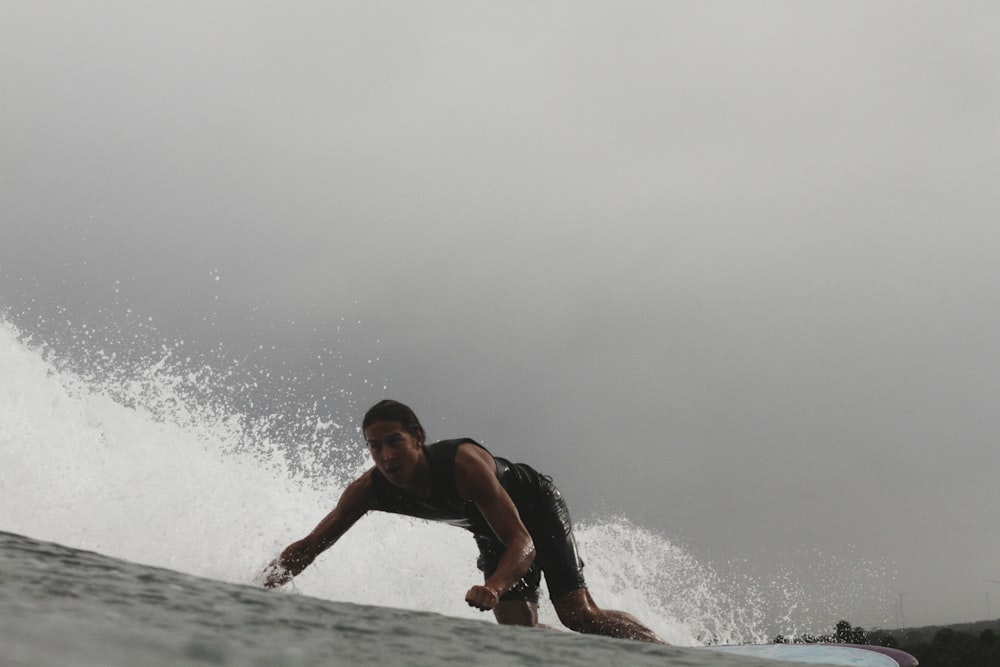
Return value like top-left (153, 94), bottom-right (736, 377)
top-left (521, 536), bottom-right (537, 567)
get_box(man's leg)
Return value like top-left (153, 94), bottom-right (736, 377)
top-left (552, 588), bottom-right (667, 644)
top-left (492, 599), bottom-right (539, 626)
top-left (476, 534), bottom-right (544, 627)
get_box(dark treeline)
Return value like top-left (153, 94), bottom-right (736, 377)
top-left (773, 619), bottom-right (1000, 667)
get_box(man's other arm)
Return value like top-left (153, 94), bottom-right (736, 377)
top-left (454, 444), bottom-right (536, 610)
top-left (263, 471), bottom-right (377, 588)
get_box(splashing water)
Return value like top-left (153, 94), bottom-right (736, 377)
top-left (0, 312), bottom-right (892, 645)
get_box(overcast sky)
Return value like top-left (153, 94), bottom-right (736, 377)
top-left (3, 2), bottom-right (999, 628)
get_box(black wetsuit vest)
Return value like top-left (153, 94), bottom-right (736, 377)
top-left (369, 439), bottom-right (550, 540)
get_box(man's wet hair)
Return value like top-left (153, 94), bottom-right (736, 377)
top-left (362, 399), bottom-right (425, 440)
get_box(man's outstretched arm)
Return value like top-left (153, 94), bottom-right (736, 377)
top-left (263, 471), bottom-right (377, 588)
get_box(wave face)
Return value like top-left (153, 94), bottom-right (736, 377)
top-left (0, 314), bottom-right (885, 646)
top-left (3, 530), bottom-right (810, 667)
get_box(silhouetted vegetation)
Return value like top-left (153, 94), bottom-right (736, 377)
top-left (774, 619), bottom-right (1000, 667)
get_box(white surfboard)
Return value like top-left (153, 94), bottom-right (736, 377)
top-left (702, 643), bottom-right (918, 666)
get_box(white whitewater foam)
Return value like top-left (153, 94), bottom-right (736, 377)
top-left (0, 314), bottom-right (890, 645)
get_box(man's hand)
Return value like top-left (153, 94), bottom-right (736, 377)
top-left (262, 559), bottom-right (292, 589)
top-left (465, 584), bottom-right (501, 611)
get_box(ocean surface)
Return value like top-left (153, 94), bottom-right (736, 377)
top-left (0, 314), bottom-right (887, 664)
top-left (2, 530), bottom-right (835, 667)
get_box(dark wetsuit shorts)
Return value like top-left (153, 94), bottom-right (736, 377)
top-left (474, 481), bottom-right (586, 603)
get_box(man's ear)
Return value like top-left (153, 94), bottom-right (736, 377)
top-left (416, 428), bottom-right (426, 446)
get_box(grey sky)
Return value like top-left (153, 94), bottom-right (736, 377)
top-left (3, 2), bottom-right (999, 628)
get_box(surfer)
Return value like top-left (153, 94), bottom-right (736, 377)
top-left (264, 399), bottom-right (666, 644)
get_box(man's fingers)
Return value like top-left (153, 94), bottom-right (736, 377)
top-left (465, 585), bottom-right (499, 611)
top-left (262, 560), bottom-right (291, 589)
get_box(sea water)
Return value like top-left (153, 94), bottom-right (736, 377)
top-left (3, 529), bottom-right (836, 667)
top-left (0, 314), bottom-right (883, 664)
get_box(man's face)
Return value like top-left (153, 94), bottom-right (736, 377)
top-left (365, 420), bottom-right (424, 485)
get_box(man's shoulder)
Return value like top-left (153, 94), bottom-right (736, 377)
top-left (427, 437), bottom-right (481, 450)
top-left (340, 468), bottom-right (380, 511)
top-left (426, 438), bottom-right (483, 464)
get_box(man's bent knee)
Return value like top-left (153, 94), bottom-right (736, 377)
top-left (552, 588), bottom-right (666, 644)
